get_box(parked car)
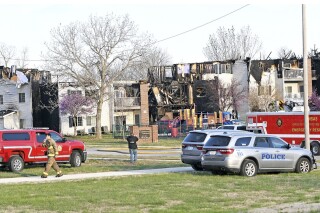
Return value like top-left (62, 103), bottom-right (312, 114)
top-left (181, 129), bottom-right (252, 171)
top-left (0, 129), bottom-right (87, 172)
top-left (201, 133), bottom-right (316, 177)
top-left (217, 125), bottom-right (247, 131)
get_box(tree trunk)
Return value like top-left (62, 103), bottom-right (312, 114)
top-left (95, 98), bottom-right (103, 139)
top-left (73, 116), bottom-right (77, 136)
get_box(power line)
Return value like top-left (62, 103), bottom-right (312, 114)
top-left (154, 4), bottom-right (250, 44)
top-left (1, 4), bottom-right (250, 63)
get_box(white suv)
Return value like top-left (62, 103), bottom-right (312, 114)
top-left (181, 129), bottom-right (252, 171)
top-left (201, 133), bottom-right (316, 177)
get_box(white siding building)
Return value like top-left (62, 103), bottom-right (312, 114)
top-left (58, 83), bottom-right (111, 136)
top-left (0, 79), bottom-right (33, 129)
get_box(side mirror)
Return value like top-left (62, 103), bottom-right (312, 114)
top-left (286, 144), bottom-right (291, 149)
top-left (62, 138), bottom-right (67, 142)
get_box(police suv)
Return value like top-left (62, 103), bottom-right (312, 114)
top-left (181, 129), bottom-right (252, 171)
top-left (201, 133), bottom-right (316, 177)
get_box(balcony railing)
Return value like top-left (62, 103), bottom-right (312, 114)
top-left (284, 93), bottom-right (304, 101)
top-left (114, 97), bottom-right (140, 108)
top-left (284, 69), bottom-right (317, 80)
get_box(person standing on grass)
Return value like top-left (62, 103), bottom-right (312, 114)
top-left (126, 133), bottom-right (139, 163)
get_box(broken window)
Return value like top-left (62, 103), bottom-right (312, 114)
top-left (196, 87), bottom-right (206, 97)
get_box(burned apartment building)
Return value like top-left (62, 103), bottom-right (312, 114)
top-left (0, 65), bottom-right (57, 130)
top-left (147, 56), bottom-right (320, 124)
top-left (147, 60), bottom-right (250, 124)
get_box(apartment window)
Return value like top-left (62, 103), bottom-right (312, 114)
top-left (285, 86), bottom-right (292, 94)
top-left (19, 93), bottom-right (25, 103)
top-left (86, 116), bottom-right (96, 126)
top-left (0, 95), bottom-right (3, 104)
top-left (86, 116), bottom-right (92, 126)
top-left (69, 116), bottom-right (83, 127)
top-left (134, 114), bottom-right (140, 125)
top-left (19, 119), bottom-right (25, 129)
top-left (268, 86), bottom-right (272, 95)
top-left (299, 85), bottom-right (304, 93)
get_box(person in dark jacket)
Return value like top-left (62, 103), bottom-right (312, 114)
top-left (126, 133), bottom-right (139, 163)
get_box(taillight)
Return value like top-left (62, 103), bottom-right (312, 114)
top-left (217, 149), bottom-right (234, 155)
top-left (196, 146), bottom-right (203, 150)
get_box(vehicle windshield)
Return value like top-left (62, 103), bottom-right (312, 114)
top-left (218, 126), bottom-right (235, 130)
top-left (183, 132), bottom-right (207, 142)
top-left (205, 136), bottom-right (231, 146)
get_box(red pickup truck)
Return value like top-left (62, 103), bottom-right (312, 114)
top-left (0, 129), bottom-right (87, 172)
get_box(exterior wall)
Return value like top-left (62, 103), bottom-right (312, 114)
top-left (232, 60), bottom-right (249, 120)
top-left (140, 81), bottom-right (149, 125)
top-left (114, 110), bottom-right (140, 125)
top-left (0, 80), bottom-right (33, 129)
top-left (58, 83), bottom-right (110, 136)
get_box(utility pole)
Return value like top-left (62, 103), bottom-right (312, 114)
top-left (302, 5), bottom-right (310, 151)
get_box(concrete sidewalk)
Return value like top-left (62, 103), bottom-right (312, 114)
top-left (0, 167), bottom-right (193, 185)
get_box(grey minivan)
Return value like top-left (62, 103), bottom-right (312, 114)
top-left (181, 129), bottom-right (252, 170)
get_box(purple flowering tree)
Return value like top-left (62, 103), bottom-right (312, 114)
top-left (309, 90), bottom-right (320, 111)
top-left (60, 93), bottom-right (94, 136)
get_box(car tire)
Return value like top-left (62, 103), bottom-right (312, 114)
top-left (191, 164), bottom-right (203, 171)
top-left (8, 156), bottom-right (24, 172)
top-left (70, 151), bottom-right (82, 167)
top-left (311, 142), bottom-right (320, 156)
top-left (295, 157), bottom-right (311, 173)
top-left (240, 159), bottom-right (257, 177)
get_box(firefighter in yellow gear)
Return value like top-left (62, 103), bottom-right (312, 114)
top-left (41, 133), bottom-right (63, 178)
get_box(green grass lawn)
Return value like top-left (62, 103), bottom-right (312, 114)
top-left (1, 170), bottom-right (320, 212)
top-left (68, 133), bottom-right (183, 148)
top-left (2, 135), bottom-right (320, 212)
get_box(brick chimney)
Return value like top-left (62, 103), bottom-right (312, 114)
top-left (140, 81), bottom-right (149, 125)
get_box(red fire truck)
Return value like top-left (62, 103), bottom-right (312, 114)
top-left (246, 112), bottom-right (320, 155)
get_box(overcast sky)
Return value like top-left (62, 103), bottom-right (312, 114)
top-left (1, 0), bottom-right (319, 68)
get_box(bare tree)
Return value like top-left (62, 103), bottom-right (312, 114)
top-left (0, 43), bottom-right (16, 67)
top-left (16, 47), bottom-right (29, 68)
top-left (248, 86), bottom-right (261, 112)
top-left (203, 26), bottom-right (262, 61)
top-left (118, 46), bottom-right (171, 81)
top-left (249, 81), bottom-right (281, 112)
top-left (44, 14), bottom-right (153, 139)
top-left (278, 47), bottom-right (295, 59)
top-left (206, 77), bottom-right (246, 113)
top-left (39, 82), bottom-right (59, 114)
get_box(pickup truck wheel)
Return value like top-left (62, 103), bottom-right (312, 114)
top-left (9, 156), bottom-right (24, 172)
top-left (240, 159), bottom-right (257, 177)
top-left (70, 151), bottom-right (81, 167)
top-left (295, 157), bottom-right (311, 173)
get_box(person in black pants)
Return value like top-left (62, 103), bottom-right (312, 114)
top-left (126, 133), bottom-right (138, 163)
